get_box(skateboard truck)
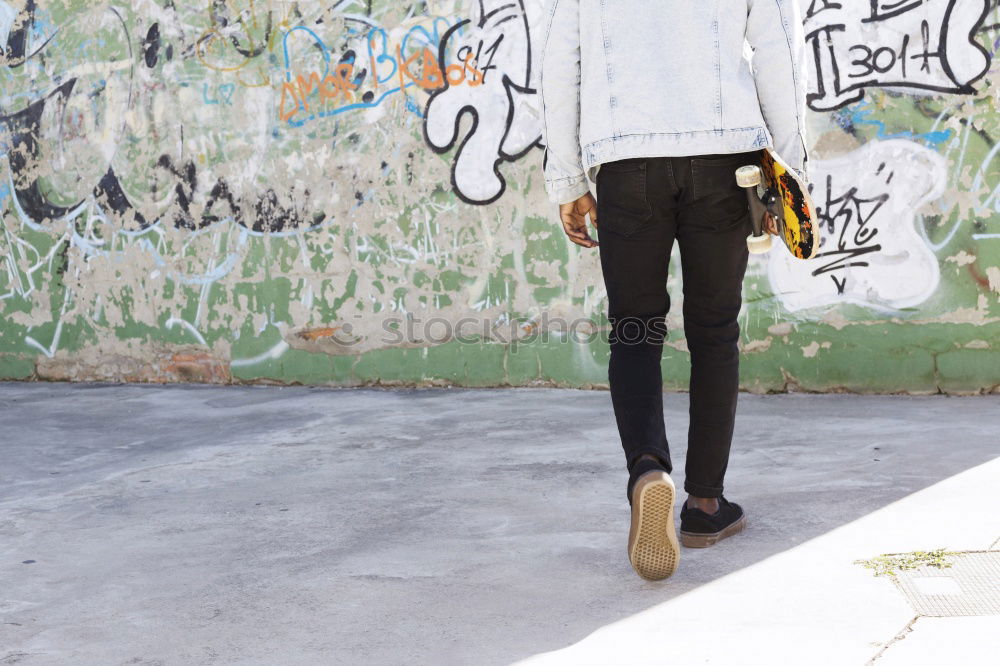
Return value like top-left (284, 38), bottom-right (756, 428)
top-left (736, 165), bottom-right (774, 254)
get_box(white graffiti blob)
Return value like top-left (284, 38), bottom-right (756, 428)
top-left (423, 0), bottom-right (541, 205)
top-left (768, 139), bottom-right (945, 312)
top-left (804, 0), bottom-right (991, 111)
top-left (0, 2), bottom-right (15, 48)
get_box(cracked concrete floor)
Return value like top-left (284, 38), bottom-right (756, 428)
top-left (1, 382), bottom-right (998, 665)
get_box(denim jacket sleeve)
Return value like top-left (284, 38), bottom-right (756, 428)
top-left (746, 0), bottom-right (810, 182)
top-left (539, 0), bottom-right (591, 205)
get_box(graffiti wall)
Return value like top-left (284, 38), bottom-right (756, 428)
top-left (1, 0), bottom-right (997, 393)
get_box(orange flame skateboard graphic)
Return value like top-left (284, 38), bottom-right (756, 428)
top-left (758, 149), bottom-right (818, 260)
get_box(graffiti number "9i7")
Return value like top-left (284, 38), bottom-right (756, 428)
top-left (455, 35), bottom-right (503, 85)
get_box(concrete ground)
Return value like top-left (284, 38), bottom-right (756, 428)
top-left (1, 382), bottom-right (998, 665)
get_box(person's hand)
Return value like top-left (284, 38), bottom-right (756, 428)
top-left (559, 192), bottom-right (599, 248)
top-left (764, 212), bottom-right (778, 236)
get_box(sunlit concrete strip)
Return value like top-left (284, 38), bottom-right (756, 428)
top-left (516, 457), bottom-right (1000, 666)
top-left (876, 616), bottom-right (1000, 665)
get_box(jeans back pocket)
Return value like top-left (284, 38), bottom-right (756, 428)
top-left (596, 158), bottom-right (653, 237)
top-left (690, 153), bottom-right (756, 229)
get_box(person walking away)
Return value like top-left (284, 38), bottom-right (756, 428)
top-left (538, 0), bottom-right (810, 580)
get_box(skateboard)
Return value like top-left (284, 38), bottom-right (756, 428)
top-left (735, 148), bottom-right (819, 259)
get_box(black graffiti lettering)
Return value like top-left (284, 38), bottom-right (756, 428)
top-left (812, 244), bottom-right (883, 282)
top-left (809, 175), bottom-right (887, 290)
top-left (95, 170), bottom-right (149, 232)
top-left (2, 0), bottom-right (36, 66)
top-left (900, 33), bottom-right (909, 78)
top-left (3, 81), bottom-right (78, 223)
top-left (806, 0), bottom-right (843, 20)
top-left (914, 20), bottom-right (936, 74)
top-left (863, 0), bottom-right (926, 23)
top-left (832, 275), bottom-right (848, 295)
top-left (854, 221), bottom-right (879, 246)
top-left (843, 22), bottom-right (942, 80)
top-left (805, 0), bottom-right (992, 111)
top-left (143, 23), bottom-right (161, 68)
top-left (479, 34), bottom-right (504, 83)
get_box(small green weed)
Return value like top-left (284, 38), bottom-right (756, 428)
top-left (854, 548), bottom-right (957, 578)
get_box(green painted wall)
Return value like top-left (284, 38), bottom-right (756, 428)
top-left (1, 0), bottom-right (998, 393)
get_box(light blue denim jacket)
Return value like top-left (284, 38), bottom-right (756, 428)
top-left (539, 0), bottom-right (810, 204)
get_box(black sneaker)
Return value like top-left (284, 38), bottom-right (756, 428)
top-left (679, 496), bottom-right (747, 548)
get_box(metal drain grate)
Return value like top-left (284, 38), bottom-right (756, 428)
top-left (893, 550), bottom-right (1000, 616)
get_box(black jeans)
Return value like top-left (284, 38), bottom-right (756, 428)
top-left (595, 153), bottom-right (753, 504)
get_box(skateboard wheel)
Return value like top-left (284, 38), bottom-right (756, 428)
top-left (746, 232), bottom-right (772, 254)
top-left (736, 165), bottom-right (762, 188)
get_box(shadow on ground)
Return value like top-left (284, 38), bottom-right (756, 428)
top-left (1, 382), bottom-right (997, 664)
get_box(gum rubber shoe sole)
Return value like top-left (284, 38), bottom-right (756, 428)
top-left (680, 513), bottom-right (747, 548)
top-left (627, 470), bottom-right (680, 581)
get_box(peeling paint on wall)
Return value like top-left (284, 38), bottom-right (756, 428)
top-left (1, 0), bottom-right (998, 393)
